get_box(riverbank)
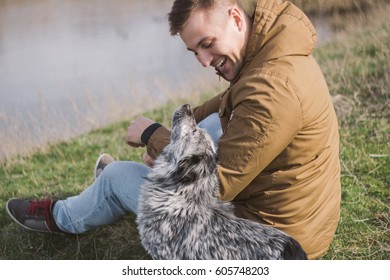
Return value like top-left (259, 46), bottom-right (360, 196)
top-left (0, 0), bottom-right (221, 162)
top-left (0, 0), bottom-right (383, 162)
top-left (0, 2), bottom-right (389, 259)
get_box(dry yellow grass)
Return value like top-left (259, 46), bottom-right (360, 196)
top-left (290, 0), bottom-right (385, 14)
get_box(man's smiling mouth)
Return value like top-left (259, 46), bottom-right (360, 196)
top-left (214, 57), bottom-right (227, 71)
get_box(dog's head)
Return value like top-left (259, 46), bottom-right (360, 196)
top-left (154, 104), bottom-right (217, 187)
top-left (170, 104), bottom-right (216, 162)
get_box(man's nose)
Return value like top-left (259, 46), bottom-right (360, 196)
top-left (196, 50), bottom-right (213, 67)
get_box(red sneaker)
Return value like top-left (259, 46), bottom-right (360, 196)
top-left (6, 198), bottom-right (64, 234)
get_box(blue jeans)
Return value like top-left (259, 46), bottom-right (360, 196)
top-left (52, 113), bottom-right (222, 234)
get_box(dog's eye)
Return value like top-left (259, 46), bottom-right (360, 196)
top-left (192, 129), bottom-right (197, 134)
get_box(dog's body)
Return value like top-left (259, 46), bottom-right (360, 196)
top-left (137, 104), bottom-right (307, 260)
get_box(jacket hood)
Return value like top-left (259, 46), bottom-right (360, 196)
top-left (238, 0), bottom-right (317, 74)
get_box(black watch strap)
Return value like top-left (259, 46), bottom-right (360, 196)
top-left (141, 123), bottom-right (162, 145)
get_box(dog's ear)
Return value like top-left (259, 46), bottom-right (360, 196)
top-left (171, 154), bottom-right (215, 185)
top-left (181, 154), bottom-right (203, 166)
top-left (174, 155), bottom-right (203, 185)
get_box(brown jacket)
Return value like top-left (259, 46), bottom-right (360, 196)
top-left (147, 0), bottom-right (341, 259)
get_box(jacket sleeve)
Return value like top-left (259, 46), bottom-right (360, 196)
top-left (217, 73), bottom-right (304, 201)
top-left (193, 92), bottom-right (222, 123)
top-left (146, 126), bottom-right (171, 159)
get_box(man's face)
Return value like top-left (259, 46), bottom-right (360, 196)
top-left (179, 7), bottom-right (248, 81)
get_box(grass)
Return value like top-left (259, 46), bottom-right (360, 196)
top-left (290, 0), bottom-right (388, 15)
top-left (313, 20), bottom-right (390, 259)
top-left (0, 96), bottom-right (208, 260)
top-left (0, 3), bottom-right (389, 260)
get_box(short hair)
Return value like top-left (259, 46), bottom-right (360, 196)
top-left (168, 0), bottom-right (236, 36)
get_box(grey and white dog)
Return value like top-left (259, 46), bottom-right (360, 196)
top-left (137, 104), bottom-right (307, 260)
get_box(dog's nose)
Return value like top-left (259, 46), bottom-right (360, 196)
top-left (172, 104), bottom-right (193, 127)
top-left (179, 104), bottom-right (193, 117)
top-left (182, 104), bottom-right (191, 112)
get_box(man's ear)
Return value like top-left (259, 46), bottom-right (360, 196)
top-left (229, 7), bottom-right (244, 31)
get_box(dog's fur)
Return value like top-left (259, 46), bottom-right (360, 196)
top-left (137, 104), bottom-right (307, 260)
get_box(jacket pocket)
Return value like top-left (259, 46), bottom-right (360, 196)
top-left (218, 115), bottom-right (263, 172)
top-left (218, 92), bottom-right (230, 131)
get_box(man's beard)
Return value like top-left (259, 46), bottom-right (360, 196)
top-left (215, 46), bottom-right (246, 82)
top-left (215, 59), bottom-right (244, 82)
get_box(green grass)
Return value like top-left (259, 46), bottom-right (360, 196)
top-left (313, 22), bottom-right (390, 259)
top-left (0, 97), bottom-right (208, 260)
top-left (1, 6), bottom-right (389, 260)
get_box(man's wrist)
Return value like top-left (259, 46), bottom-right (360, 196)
top-left (141, 123), bottom-right (162, 145)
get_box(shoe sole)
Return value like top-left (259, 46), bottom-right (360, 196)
top-left (5, 198), bottom-right (64, 235)
top-left (93, 153), bottom-right (114, 180)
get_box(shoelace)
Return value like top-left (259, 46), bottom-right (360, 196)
top-left (26, 200), bottom-right (52, 219)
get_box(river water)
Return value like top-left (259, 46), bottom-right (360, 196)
top-left (0, 0), bottom-right (333, 161)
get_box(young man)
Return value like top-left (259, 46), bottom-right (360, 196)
top-left (7, 0), bottom-right (341, 259)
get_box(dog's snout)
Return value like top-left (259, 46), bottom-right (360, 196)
top-left (182, 104), bottom-right (191, 112)
top-left (179, 104), bottom-right (192, 117)
top-left (173, 104), bottom-right (193, 124)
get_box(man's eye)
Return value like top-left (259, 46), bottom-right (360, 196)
top-left (202, 41), bottom-right (213, 48)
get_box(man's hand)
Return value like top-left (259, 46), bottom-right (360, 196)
top-left (125, 116), bottom-right (155, 147)
top-left (143, 152), bottom-right (155, 167)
